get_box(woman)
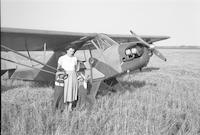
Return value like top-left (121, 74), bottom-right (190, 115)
top-left (57, 47), bottom-right (79, 111)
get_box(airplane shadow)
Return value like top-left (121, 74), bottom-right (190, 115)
top-left (120, 67), bottom-right (160, 76)
top-left (120, 80), bottom-right (146, 90)
top-left (139, 67), bottom-right (160, 72)
top-left (97, 80), bottom-right (146, 97)
top-left (97, 67), bottom-right (159, 97)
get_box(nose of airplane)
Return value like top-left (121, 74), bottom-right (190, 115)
top-left (119, 43), bottom-right (144, 62)
top-left (118, 43), bottom-right (151, 72)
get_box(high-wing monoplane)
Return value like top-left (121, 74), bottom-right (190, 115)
top-left (1, 27), bottom-right (169, 105)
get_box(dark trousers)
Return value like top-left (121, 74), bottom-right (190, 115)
top-left (52, 85), bottom-right (64, 114)
top-left (77, 85), bottom-right (87, 108)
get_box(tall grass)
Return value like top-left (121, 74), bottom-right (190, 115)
top-left (1, 49), bottom-right (200, 135)
top-left (2, 68), bottom-right (200, 135)
top-left (1, 79), bottom-right (53, 93)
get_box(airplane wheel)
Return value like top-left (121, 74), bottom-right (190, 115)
top-left (89, 57), bottom-right (95, 65)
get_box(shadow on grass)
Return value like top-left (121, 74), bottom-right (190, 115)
top-left (1, 79), bottom-right (53, 93)
top-left (119, 67), bottom-right (160, 77)
top-left (120, 80), bottom-right (146, 91)
top-left (98, 79), bottom-right (156, 97)
top-left (97, 67), bottom-right (159, 97)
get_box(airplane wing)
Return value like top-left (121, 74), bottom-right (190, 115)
top-left (108, 34), bottom-right (170, 44)
top-left (1, 27), bottom-right (169, 51)
top-left (1, 27), bottom-right (96, 51)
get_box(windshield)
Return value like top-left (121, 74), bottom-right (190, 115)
top-left (93, 34), bottom-right (118, 50)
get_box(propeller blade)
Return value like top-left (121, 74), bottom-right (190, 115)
top-left (153, 49), bottom-right (167, 61)
top-left (130, 30), bottom-right (167, 61)
top-left (130, 30), bottom-right (150, 48)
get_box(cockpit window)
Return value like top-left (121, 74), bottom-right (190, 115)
top-left (91, 40), bottom-right (101, 49)
top-left (100, 34), bottom-right (118, 46)
top-left (93, 34), bottom-right (118, 50)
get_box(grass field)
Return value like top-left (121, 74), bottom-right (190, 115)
top-left (1, 49), bottom-right (200, 135)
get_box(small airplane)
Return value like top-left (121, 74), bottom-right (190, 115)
top-left (1, 27), bottom-right (169, 105)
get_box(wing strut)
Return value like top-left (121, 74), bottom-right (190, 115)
top-left (43, 42), bottom-right (46, 63)
top-left (1, 57), bottom-right (55, 75)
top-left (1, 45), bottom-right (57, 71)
top-left (25, 39), bottom-right (34, 66)
top-left (88, 46), bottom-right (94, 83)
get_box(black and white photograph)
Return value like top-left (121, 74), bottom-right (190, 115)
top-left (1, 0), bottom-right (200, 134)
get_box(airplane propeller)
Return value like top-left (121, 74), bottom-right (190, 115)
top-left (130, 30), bottom-right (167, 61)
top-left (150, 47), bottom-right (167, 61)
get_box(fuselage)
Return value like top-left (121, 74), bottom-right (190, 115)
top-left (77, 34), bottom-right (152, 80)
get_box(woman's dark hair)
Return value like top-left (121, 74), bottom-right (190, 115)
top-left (65, 45), bottom-right (77, 52)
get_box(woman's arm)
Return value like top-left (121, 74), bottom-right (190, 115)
top-left (57, 64), bottom-right (62, 71)
top-left (57, 56), bottom-right (64, 71)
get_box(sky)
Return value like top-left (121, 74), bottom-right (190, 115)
top-left (1, 0), bottom-right (200, 46)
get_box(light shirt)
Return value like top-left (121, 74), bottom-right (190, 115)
top-left (58, 55), bottom-right (77, 71)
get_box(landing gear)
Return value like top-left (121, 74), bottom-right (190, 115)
top-left (97, 77), bottom-right (126, 96)
top-left (78, 79), bottom-right (102, 111)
